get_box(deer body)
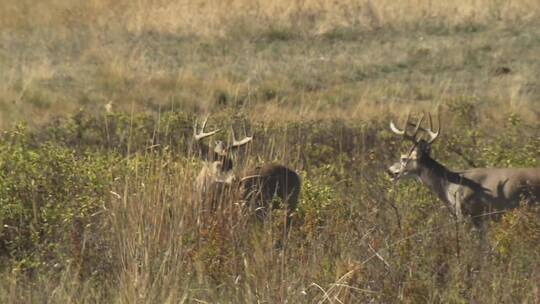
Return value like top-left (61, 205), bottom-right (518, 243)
top-left (388, 113), bottom-right (540, 225)
top-left (241, 163), bottom-right (301, 218)
top-left (396, 153), bottom-right (540, 222)
top-left (193, 117), bottom-right (301, 218)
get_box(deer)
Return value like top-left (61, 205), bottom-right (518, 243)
top-left (193, 116), bottom-right (301, 221)
top-left (387, 112), bottom-right (540, 226)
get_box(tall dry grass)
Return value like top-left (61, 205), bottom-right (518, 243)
top-left (0, 1), bottom-right (539, 303)
top-left (0, 108), bottom-right (538, 303)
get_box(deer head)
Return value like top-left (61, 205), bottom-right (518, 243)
top-left (193, 116), bottom-right (252, 187)
top-left (387, 112), bottom-right (441, 182)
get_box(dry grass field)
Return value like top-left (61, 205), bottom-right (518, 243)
top-left (0, 0), bottom-right (539, 303)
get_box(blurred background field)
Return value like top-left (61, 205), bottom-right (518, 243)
top-left (0, 0), bottom-right (539, 303)
top-left (2, 0), bottom-right (540, 125)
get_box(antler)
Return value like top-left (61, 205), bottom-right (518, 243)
top-left (228, 122), bottom-right (253, 149)
top-left (389, 112), bottom-right (425, 143)
top-left (193, 116), bottom-right (222, 141)
top-left (424, 112), bottom-right (440, 143)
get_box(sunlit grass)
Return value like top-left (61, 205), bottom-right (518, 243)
top-left (0, 1), bottom-right (539, 303)
top-left (1, 0), bottom-right (540, 127)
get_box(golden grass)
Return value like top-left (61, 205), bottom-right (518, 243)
top-left (3, 0), bottom-right (540, 33)
top-left (0, 3), bottom-right (539, 300)
top-left (1, 0), bottom-right (540, 128)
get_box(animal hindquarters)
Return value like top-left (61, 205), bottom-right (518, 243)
top-left (240, 164), bottom-right (301, 219)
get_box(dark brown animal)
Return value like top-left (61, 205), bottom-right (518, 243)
top-left (240, 163), bottom-right (301, 219)
top-left (193, 117), bottom-right (301, 219)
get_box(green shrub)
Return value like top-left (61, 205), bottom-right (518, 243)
top-left (0, 124), bottom-right (116, 276)
top-left (0, 109), bottom-right (538, 303)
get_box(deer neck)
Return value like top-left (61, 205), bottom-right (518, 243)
top-left (197, 161), bottom-right (236, 192)
top-left (417, 156), bottom-right (460, 207)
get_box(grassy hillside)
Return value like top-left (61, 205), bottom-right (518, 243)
top-left (2, 0), bottom-right (540, 125)
top-left (0, 1), bottom-right (539, 303)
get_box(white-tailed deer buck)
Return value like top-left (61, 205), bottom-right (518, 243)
top-left (388, 112), bottom-right (540, 226)
top-left (193, 117), bottom-right (301, 220)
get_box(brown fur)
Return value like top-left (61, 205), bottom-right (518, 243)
top-left (240, 163), bottom-right (301, 219)
top-left (389, 140), bottom-right (540, 224)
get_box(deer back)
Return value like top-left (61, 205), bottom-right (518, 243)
top-left (240, 163), bottom-right (301, 215)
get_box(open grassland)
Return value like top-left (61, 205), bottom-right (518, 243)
top-left (1, 1), bottom-right (539, 303)
top-left (2, 0), bottom-right (540, 125)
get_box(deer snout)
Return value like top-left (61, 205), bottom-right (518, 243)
top-left (387, 163), bottom-right (401, 181)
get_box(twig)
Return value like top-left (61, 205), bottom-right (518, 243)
top-left (390, 182), bottom-right (403, 231)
